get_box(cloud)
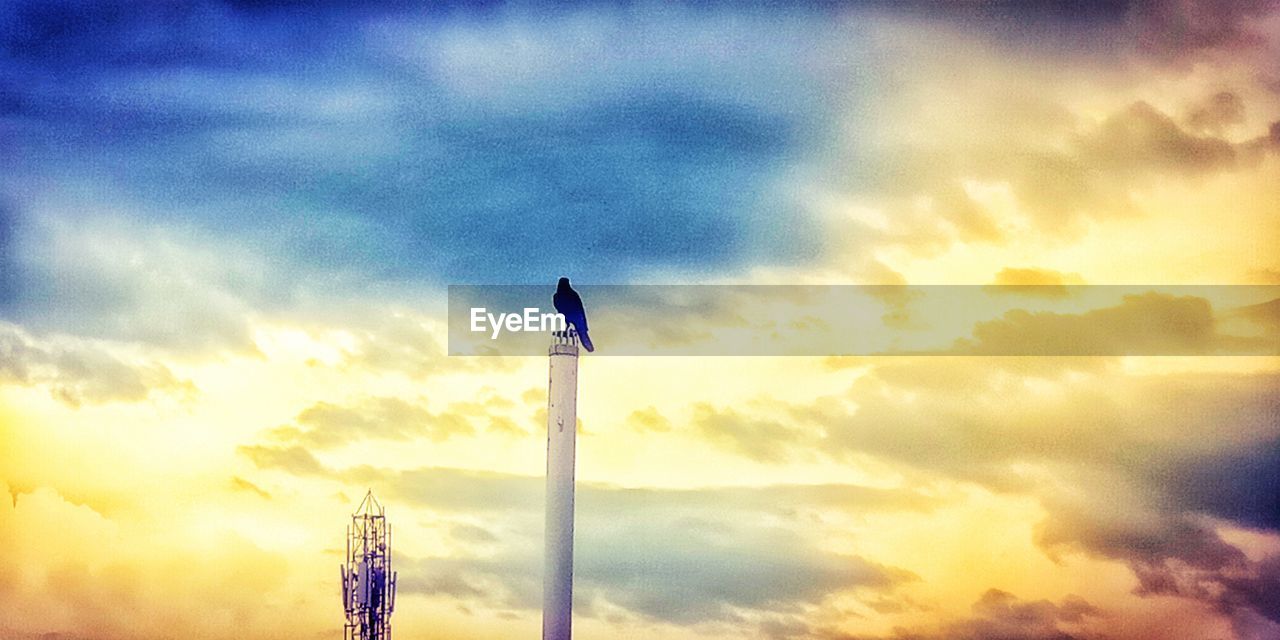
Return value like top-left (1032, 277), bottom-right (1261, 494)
top-left (337, 312), bottom-right (522, 379)
top-left (581, 355), bottom-right (1276, 632)
top-left (1186, 91), bottom-right (1247, 134)
top-left (828, 364), bottom-right (1279, 512)
top-left (404, 513), bottom-right (910, 628)
top-left (1229, 297), bottom-right (1280, 333)
top-left (325, 466), bottom-right (931, 627)
top-left (1038, 501), bottom-right (1248, 583)
top-left (275, 396), bottom-right (473, 448)
top-left (449, 521), bottom-right (498, 545)
top-left (1034, 431), bottom-right (1280, 627)
top-left (985, 268), bottom-right (1087, 300)
top-left (0, 322), bottom-right (194, 407)
top-left (813, 28), bottom-right (1279, 262)
top-left (0, 483), bottom-right (296, 640)
top-left (844, 589), bottom-right (1098, 640)
top-left (990, 267), bottom-right (1085, 288)
top-left (2, 4), bottom-right (1278, 639)
top-left (627, 406), bottom-right (672, 433)
top-left (236, 444), bottom-right (328, 477)
top-left (809, 361), bottom-right (1280, 626)
top-left (1129, 0), bottom-right (1279, 64)
top-left (694, 402), bottom-right (809, 464)
top-left (229, 476), bottom-right (271, 500)
top-left (253, 389), bottom-right (532, 454)
top-left (1080, 101), bottom-right (1237, 176)
top-left (2, 1), bottom-right (840, 285)
top-left (1220, 555), bottom-right (1280, 630)
top-left (456, 284), bottom-right (1280, 356)
top-left (2, 214), bottom-right (269, 354)
top-left (1000, 99), bottom-right (1249, 223)
top-left (956, 293), bottom-right (1224, 356)
top-left (1148, 436), bottom-right (1280, 531)
top-left (573, 514), bottom-right (902, 625)
top-left (332, 465), bottom-right (941, 519)
top-left (1040, 506), bottom-right (1280, 633)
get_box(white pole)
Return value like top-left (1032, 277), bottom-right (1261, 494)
top-left (543, 334), bottom-right (579, 640)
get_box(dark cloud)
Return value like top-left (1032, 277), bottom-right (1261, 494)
top-left (1032, 427), bottom-right (1280, 627)
top-left (1038, 502), bottom-right (1248, 584)
top-left (844, 589), bottom-right (1098, 640)
top-left (1129, 0), bottom-right (1278, 64)
top-left (952, 589), bottom-right (1098, 640)
top-left (1186, 91), bottom-right (1247, 133)
top-left (1041, 505), bottom-right (1280, 630)
top-left (1152, 438), bottom-right (1280, 531)
top-left (1222, 555), bottom-right (1280, 628)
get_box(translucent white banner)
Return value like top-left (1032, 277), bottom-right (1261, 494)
top-left (447, 285), bottom-right (1280, 356)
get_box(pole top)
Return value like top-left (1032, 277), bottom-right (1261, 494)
top-left (550, 329), bottom-right (581, 356)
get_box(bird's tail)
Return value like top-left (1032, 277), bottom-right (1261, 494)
top-left (579, 331), bottom-right (594, 352)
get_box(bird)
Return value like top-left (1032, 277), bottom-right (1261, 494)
top-left (552, 277), bottom-right (594, 352)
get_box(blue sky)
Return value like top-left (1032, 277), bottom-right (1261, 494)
top-left (2, 2), bottom-right (1280, 640)
top-left (1, 1), bottom-right (878, 294)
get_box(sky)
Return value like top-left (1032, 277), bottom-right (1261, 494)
top-left (1, 1), bottom-right (1279, 639)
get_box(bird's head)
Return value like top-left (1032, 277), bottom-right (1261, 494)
top-left (557, 277), bottom-right (570, 289)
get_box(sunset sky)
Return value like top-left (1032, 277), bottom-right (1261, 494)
top-left (2, 1), bottom-right (1279, 639)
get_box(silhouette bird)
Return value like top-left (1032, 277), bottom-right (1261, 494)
top-left (553, 277), bottom-right (594, 352)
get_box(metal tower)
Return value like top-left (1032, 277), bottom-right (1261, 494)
top-left (342, 490), bottom-right (398, 640)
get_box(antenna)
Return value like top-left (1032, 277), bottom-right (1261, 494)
top-left (342, 490), bottom-right (398, 640)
